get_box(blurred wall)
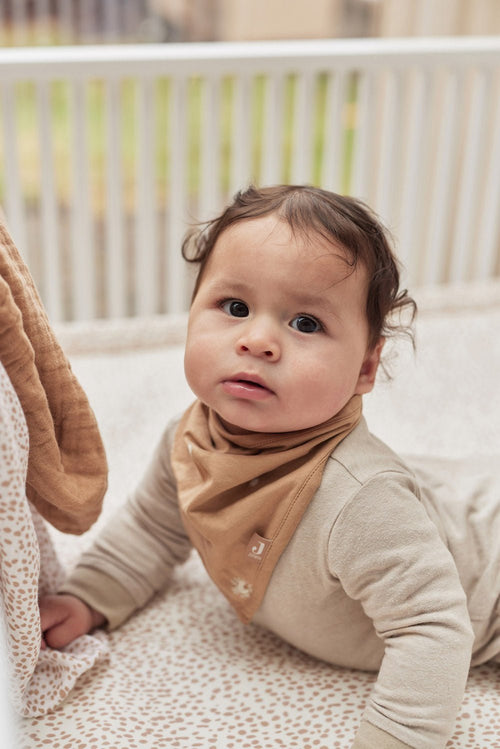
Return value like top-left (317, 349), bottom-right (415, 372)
top-left (150, 0), bottom-right (500, 41)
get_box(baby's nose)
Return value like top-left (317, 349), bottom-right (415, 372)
top-left (236, 322), bottom-right (281, 360)
top-left (238, 341), bottom-right (277, 359)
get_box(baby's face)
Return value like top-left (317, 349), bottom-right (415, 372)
top-left (184, 214), bottom-right (383, 433)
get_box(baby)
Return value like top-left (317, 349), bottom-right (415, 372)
top-left (40, 185), bottom-right (500, 749)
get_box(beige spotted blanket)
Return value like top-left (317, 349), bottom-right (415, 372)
top-left (0, 218), bottom-right (110, 719)
top-left (0, 362), bottom-right (108, 718)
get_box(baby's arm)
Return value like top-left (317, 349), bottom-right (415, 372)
top-left (39, 594), bottom-right (106, 649)
top-left (329, 473), bottom-right (474, 749)
top-left (45, 421), bottom-right (192, 638)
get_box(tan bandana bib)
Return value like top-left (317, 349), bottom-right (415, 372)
top-left (171, 396), bottom-right (362, 623)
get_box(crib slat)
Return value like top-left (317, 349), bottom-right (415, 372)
top-left (230, 74), bottom-right (252, 195)
top-left (262, 73), bottom-right (285, 185)
top-left (350, 70), bottom-right (375, 202)
top-left (36, 81), bottom-right (63, 321)
top-left (70, 80), bottom-right (94, 320)
top-left (373, 70), bottom-right (401, 227)
top-left (199, 76), bottom-right (221, 222)
top-left (449, 70), bottom-right (490, 282)
top-left (291, 72), bottom-right (315, 185)
top-left (1, 83), bottom-right (28, 260)
top-left (105, 78), bottom-right (126, 318)
top-left (474, 73), bottom-right (500, 280)
top-left (396, 69), bottom-right (429, 283)
top-left (422, 71), bottom-right (461, 285)
top-left (321, 71), bottom-right (348, 193)
top-left (166, 76), bottom-right (188, 314)
top-left (134, 77), bottom-right (157, 315)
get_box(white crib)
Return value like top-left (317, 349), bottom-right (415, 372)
top-left (1, 36), bottom-right (499, 324)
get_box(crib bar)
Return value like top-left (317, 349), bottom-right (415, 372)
top-left (474, 73), bottom-right (500, 280)
top-left (230, 74), bottom-right (252, 195)
top-left (261, 74), bottom-right (285, 186)
top-left (449, 70), bottom-right (490, 282)
top-left (423, 71), bottom-right (461, 285)
top-left (134, 77), bottom-right (158, 315)
top-left (166, 76), bottom-right (189, 314)
top-left (199, 76), bottom-right (221, 223)
top-left (373, 71), bottom-right (401, 227)
top-left (320, 71), bottom-right (347, 193)
top-left (397, 70), bottom-right (429, 283)
top-left (1, 83), bottom-right (28, 261)
top-left (36, 81), bottom-right (63, 322)
top-left (104, 78), bottom-right (126, 319)
top-left (291, 72), bottom-right (315, 185)
top-left (69, 80), bottom-right (95, 320)
top-left (350, 70), bottom-right (375, 202)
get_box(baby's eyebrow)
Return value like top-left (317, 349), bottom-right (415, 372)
top-left (207, 278), bottom-right (250, 295)
top-left (291, 290), bottom-right (342, 314)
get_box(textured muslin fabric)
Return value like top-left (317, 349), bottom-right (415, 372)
top-left (0, 219), bottom-right (107, 533)
top-left (170, 396), bottom-right (362, 622)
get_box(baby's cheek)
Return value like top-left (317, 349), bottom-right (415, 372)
top-left (183, 344), bottom-right (200, 389)
top-left (185, 340), bottom-right (213, 395)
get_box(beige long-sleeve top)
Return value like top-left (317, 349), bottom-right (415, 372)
top-left (63, 416), bottom-right (500, 749)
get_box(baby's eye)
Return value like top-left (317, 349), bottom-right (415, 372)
top-left (221, 299), bottom-right (249, 318)
top-left (290, 315), bottom-right (322, 334)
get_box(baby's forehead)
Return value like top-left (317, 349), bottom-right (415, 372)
top-left (209, 224), bottom-right (367, 296)
top-left (219, 216), bottom-right (355, 260)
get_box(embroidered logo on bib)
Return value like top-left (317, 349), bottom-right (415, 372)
top-left (247, 533), bottom-right (272, 562)
top-left (231, 577), bottom-right (253, 599)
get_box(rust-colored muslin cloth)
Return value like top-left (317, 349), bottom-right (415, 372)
top-left (0, 219), bottom-right (107, 533)
top-left (171, 396), bottom-right (362, 622)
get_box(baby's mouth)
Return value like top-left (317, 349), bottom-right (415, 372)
top-left (221, 375), bottom-right (275, 400)
top-left (236, 378), bottom-right (265, 388)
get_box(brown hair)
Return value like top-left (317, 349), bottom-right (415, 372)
top-left (182, 185), bottom-right (416, 351)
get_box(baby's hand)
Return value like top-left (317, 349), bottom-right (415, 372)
top-left (39, 594), bottom-right (106, 649)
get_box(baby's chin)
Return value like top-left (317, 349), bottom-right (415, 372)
top-left (217, 412), bottom-right (327, 435)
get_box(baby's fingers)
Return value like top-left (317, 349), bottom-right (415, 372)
top-left (38, 594), bottom-right (89, 649)
top-left (39, 594), bottom-right (69, 632)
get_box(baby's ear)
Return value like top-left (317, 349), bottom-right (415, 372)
top-left (355, 337), bottom-right (385, 394)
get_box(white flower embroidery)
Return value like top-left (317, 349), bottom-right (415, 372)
top-left (231, 577), bottom-right (253, 599)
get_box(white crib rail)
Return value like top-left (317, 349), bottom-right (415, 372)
top-left (0, 37), bottom-right (499, 322)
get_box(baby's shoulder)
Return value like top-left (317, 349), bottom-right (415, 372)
top-left (324, 417), bottom-right (417, 493)
top-left (303, 418), bottom-right (422, 539)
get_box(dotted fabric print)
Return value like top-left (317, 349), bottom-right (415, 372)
top-left (0, 363), bottom-right (108, 718)
top-left (17, 552), bottom-right (500, 748)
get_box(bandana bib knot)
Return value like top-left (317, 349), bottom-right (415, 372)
top-left (171, 396), bottom-right (362, 622)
